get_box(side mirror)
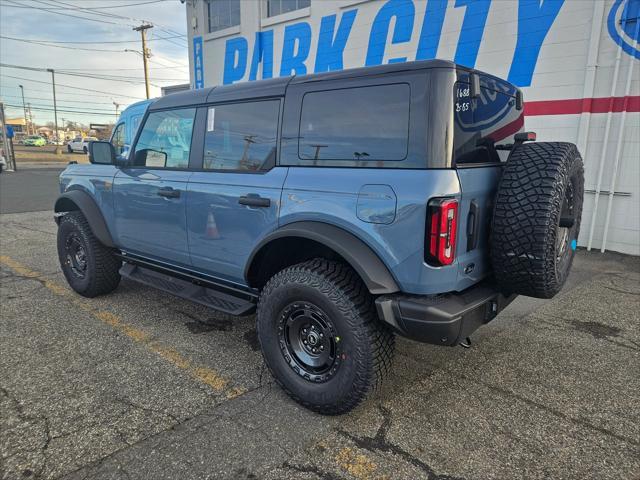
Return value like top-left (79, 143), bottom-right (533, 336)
top-left (89, 141), bottom-right (115, 165)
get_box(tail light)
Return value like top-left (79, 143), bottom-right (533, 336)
top-left (426, 198), bottom-right (458, 266)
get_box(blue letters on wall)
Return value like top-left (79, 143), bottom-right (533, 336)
top-left (280, 22), bottom-right (312, 76)
top-left (508, 0), bottom-right (565, 87)
top-left (315, 10), bottom-right (358, 72)
top-left (250, 30), bottom-right (274, 80)
top-left (453, 0), bottom-right (491, 68)
top-left (220, 0), bottom-right (566, 87)
top-left (365, 0), bottom-right (415, 66)
top-left (223, 37), bottom-right (248, 85)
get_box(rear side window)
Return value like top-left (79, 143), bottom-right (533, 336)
top-left (298, 84), bottom-right (410, 162)
top-left (203, 100), bottom-right (279, 171)
top-left (133, 108), bottom-right (195, 168)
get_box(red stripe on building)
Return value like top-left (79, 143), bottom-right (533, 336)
top-left (524, 95), bottom-right (640, 116)
top-left (488, 113), bottom-right (525, 142)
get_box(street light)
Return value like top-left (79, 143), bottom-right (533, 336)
top-left (19, 85), bottom-right (28, 135)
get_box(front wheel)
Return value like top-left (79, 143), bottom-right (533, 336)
top-left (257, 259), bottom-right (395, 415)
top-left (57, 211), bottom-right (121, 297)
top-left (83, 146), bottom-right (88, 154)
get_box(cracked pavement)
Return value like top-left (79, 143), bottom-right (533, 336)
top-left (1, 208), bottom-right (639, 480)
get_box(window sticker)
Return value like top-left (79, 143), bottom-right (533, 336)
top-left (207, 107), bottom-right (215, 132)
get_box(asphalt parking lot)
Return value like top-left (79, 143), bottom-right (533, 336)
top-left (0, 167), bottom-right (64, 214)
top-left (1, 171), bottom-right (639, 480)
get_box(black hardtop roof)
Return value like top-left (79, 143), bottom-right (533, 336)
top-left (148, 59), bottom-right (512, 110)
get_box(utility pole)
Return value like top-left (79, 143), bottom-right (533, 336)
top-left (133, 23), bottom-right (153, 99)
top-left (113, 101), bottom-right (120, 117)
top-left (19, 85), bottom-right (29, 135)
top-left (0, 102), bottom-right (17, 171)
top-left (47, 68), bottom-right (61, 154)
top-left (27, 104), bottom-right (33, 134)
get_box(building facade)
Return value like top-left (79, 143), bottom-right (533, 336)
top-left (185, 0), bottom-right (639, 255)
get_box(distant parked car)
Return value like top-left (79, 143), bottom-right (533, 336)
top-left (24, 135), bottom-right (47, 147)
top-left (67, 136), bottom-right (98, 154)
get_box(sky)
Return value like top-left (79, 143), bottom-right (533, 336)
top-left (0, 0), bottom-right (190, 128)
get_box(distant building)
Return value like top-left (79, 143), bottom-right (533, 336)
top-left (5, 117), bottom-right (26, 141)
top-left (161, 83), bottom-right (191, 96)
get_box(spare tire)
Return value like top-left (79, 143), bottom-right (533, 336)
top-left (490, 142), bottom-right (584, 299)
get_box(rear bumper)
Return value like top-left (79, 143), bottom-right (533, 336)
top-left (375, 281), bottom-right (516, 346)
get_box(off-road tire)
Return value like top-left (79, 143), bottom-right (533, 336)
top-left (57, 211), bottom-right (121, 297)
top-left (257, 259), bottom-right (395, 415)
top-left (490, 142), bottom-right (584, 298)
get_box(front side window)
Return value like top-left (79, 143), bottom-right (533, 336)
top-left (133, 108), bottom-right (195, 168)
top-left (267, 0), bottom-right (310, 17)
top-left (207, 0), bottom-right (240, 33)
top-left (203, 100), bottom-right (279, 171)
top-left (111, 123), bottom-right (126, 155)
top-left (299, 84), bottom-right (410, 162)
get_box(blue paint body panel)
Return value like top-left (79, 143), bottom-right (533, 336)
top-left (356, 184), bottom-right (397, 225)
top-left (280, 167), bottom-right (467, 294)
top-left (186, 168), bottom-right (289, 284)
top-left (112, 168), bottom-right (192, 267)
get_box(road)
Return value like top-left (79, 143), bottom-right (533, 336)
top-left (0, 167), bottom-right (63, 214)
top-left (0, 173), bottom-right (639, 479)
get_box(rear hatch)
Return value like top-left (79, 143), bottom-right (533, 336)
top-left (452, 71), bottom-right (524, 285)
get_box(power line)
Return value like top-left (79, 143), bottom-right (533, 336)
top-left (0, 94), bottom-right (129, 107)
top-left (1, 64), bottom-right (188, 86)
top-left (0, 33), bottom-right (184, 45)
top-left (0, 85), bottom-right (131, 100)
top-left (3, 103), bottom-right (119, 116)
top-left (1, 74), bottom-right (144, 100)
top-left (0, 36), bottom-right (128, 53)
top-left (51, 0), bottom-right (173, 10)
top-left (1, 0), bottom-right (130, 26)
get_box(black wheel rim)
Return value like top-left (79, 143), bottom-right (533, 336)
top-left (556, 179), bottom-right (576, 267)
top-left (65, 233), bottom-right (88, 278)
top-left (277, 302), bottom-right (341, 383)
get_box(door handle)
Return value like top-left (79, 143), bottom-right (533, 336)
top-left (157, 187), bottom-right (180, 198)
top-left (239, 195), bottom-right (270, 208)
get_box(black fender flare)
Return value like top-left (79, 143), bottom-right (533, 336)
top-left (54, 190), bottom-right (115, 248)
top-left (245, 221), bottom-right (399, 295)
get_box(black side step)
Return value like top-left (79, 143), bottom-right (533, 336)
top-left (119, 263), bottom-right (256, 316)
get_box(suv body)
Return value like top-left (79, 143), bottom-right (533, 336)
top-left (67, 136), bottom-right (98, 154)
top-left (55, 60), bottom-right (583, 413)
top-left (109, 99), bottom-right (152, 160)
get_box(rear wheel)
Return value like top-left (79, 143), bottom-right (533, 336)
top-left (67, 145), bottom-right (72, 153)
top-left (257, 259), bottom-right (394, 414)
top-left (83, 146), bottom-right (88, 154)
top-left (490, 142), bottom-right (584, 298)
top-left (57, 211), bottom-right (121, 297)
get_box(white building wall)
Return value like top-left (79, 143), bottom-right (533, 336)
top-left (186, 0), bottom-right (640, 255)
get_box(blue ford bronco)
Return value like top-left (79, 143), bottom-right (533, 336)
top-left (55, 60), bottom-right (584, 414)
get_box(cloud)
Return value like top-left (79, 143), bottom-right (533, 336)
top-left (0, 0), bottom-right (189, 126)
